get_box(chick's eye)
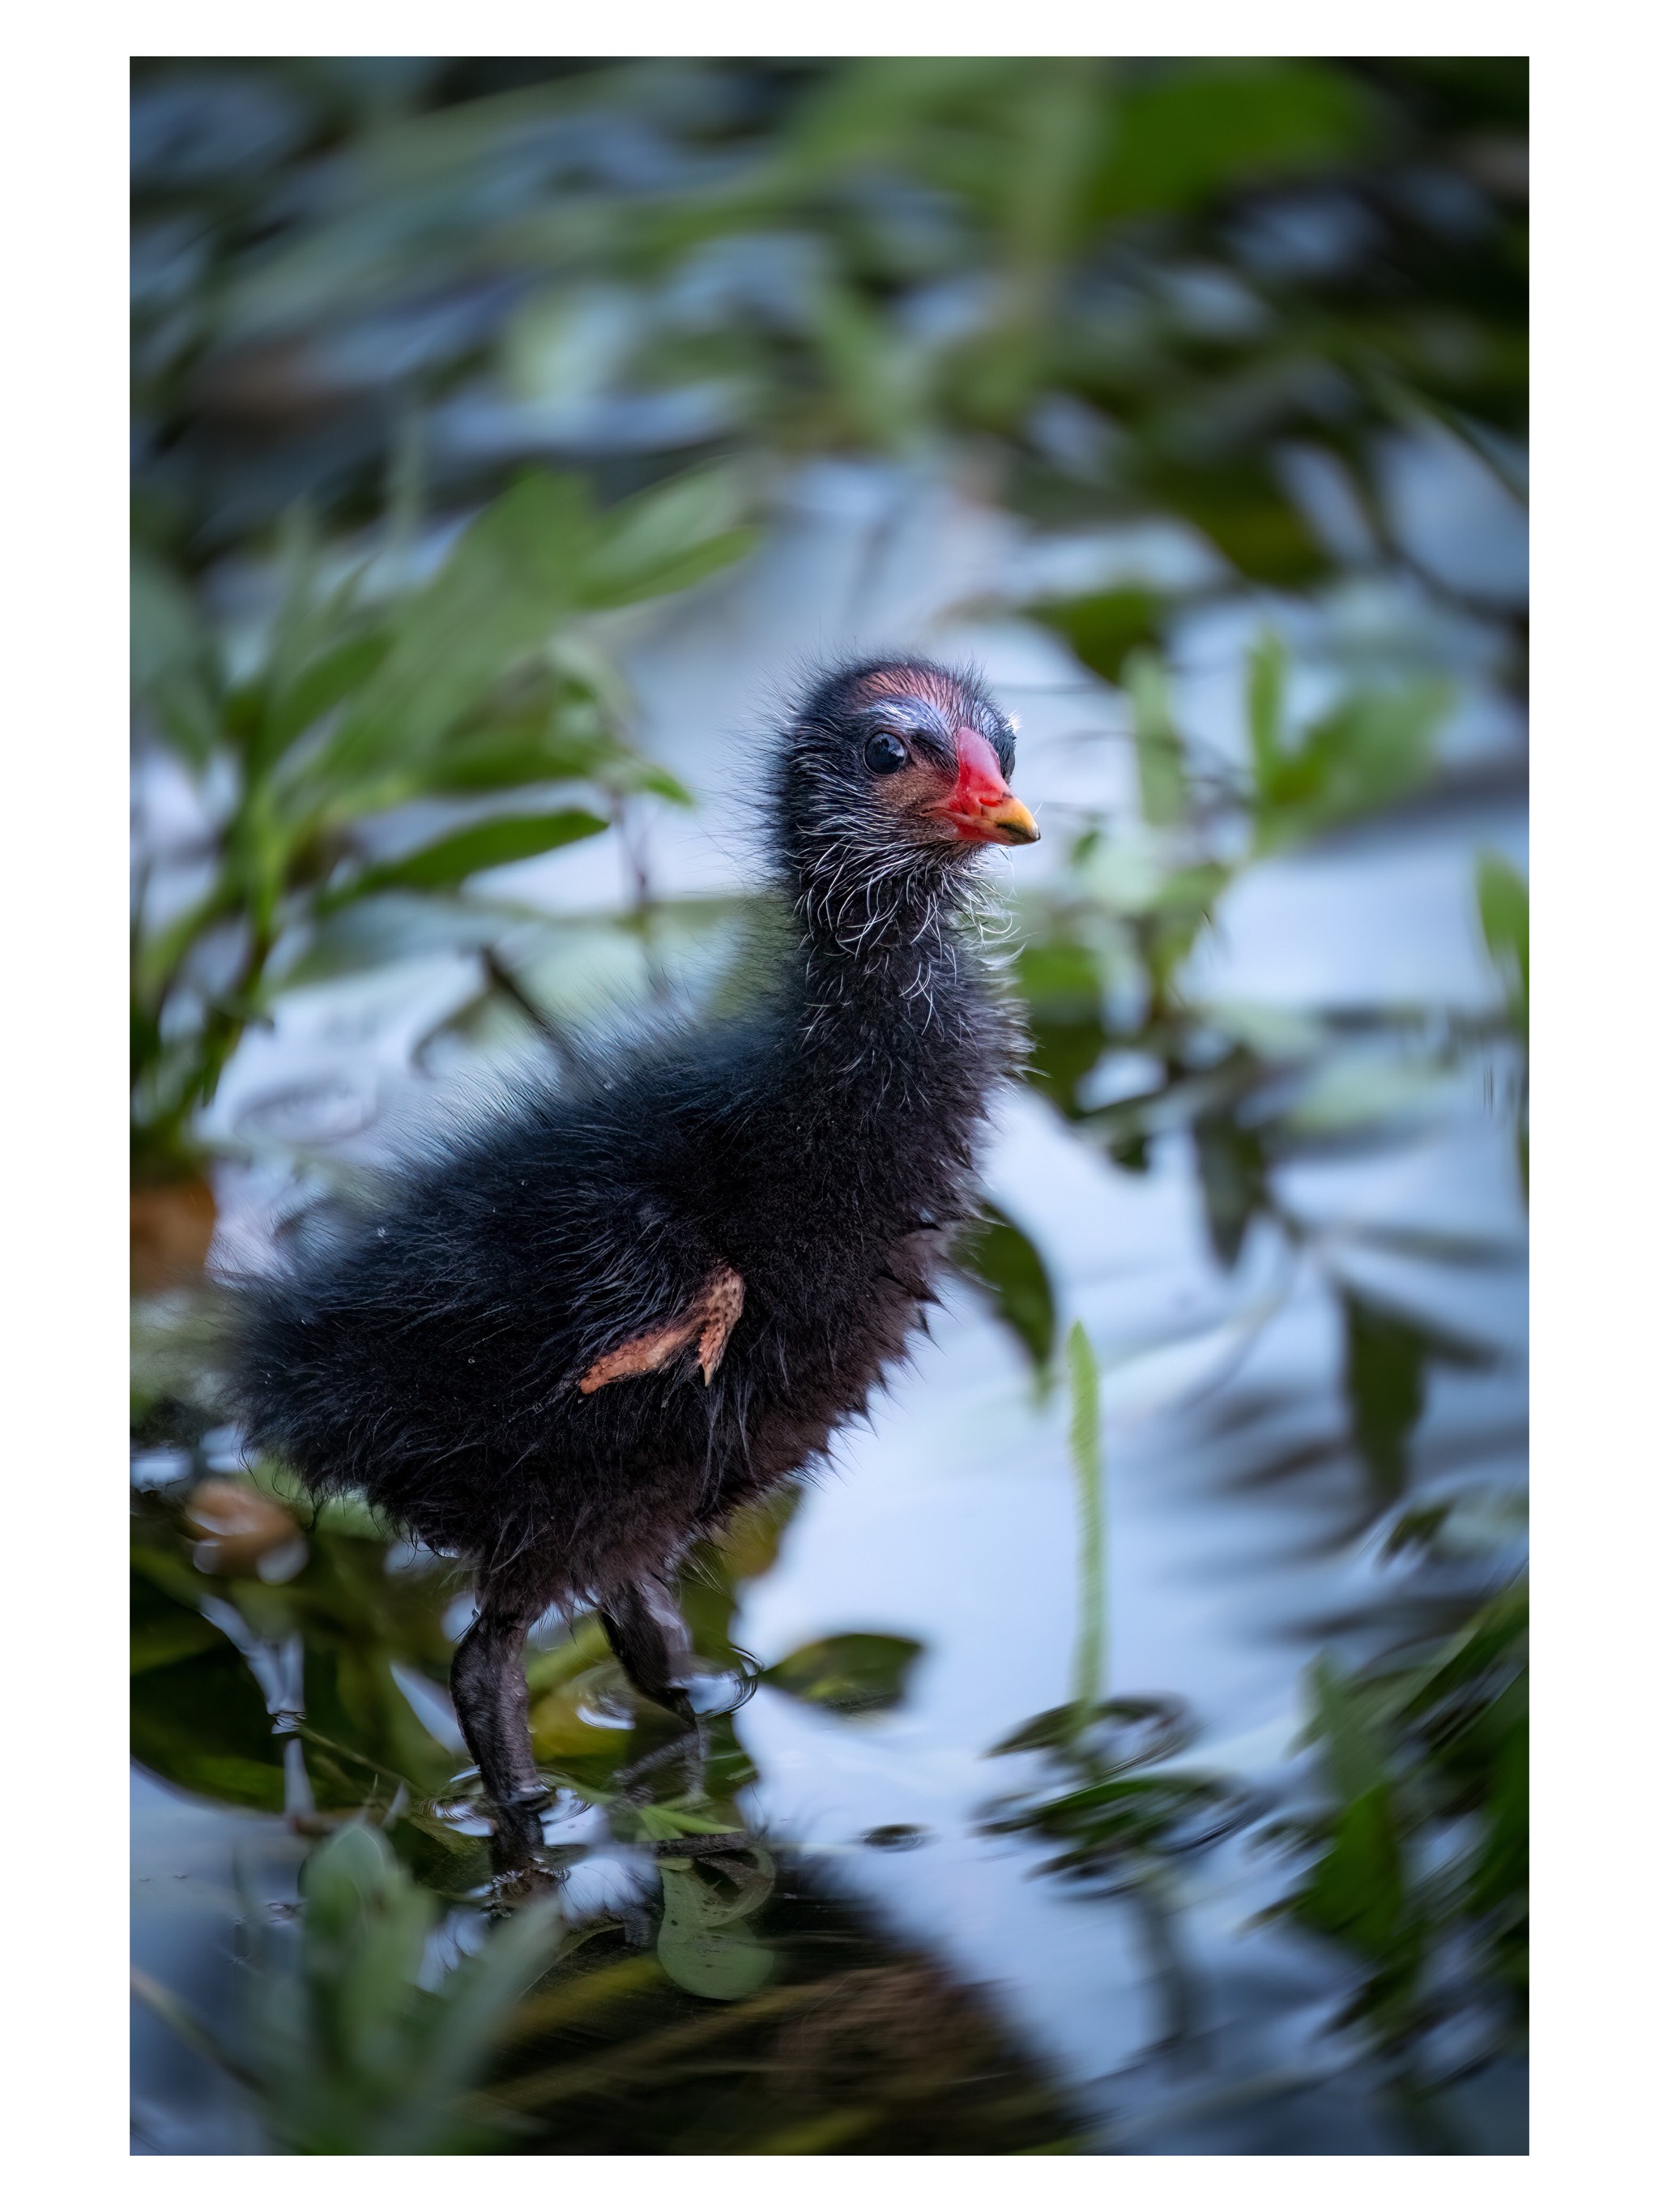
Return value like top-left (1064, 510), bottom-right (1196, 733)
top-left (864, 731), bottom-right (908, 775)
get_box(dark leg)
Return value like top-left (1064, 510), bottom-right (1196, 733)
top-left (602, 1575), bottom-right (697, 1727)
top-left (604, 1576), bottom-right (754, 1836)
top-left (451, 1578), bottom-right (551, 1856)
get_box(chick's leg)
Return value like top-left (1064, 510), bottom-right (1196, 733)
top-left (452, 1578), bottom-right (552, 1851)
top-left (602, 1575), bottom-right (697, 1727)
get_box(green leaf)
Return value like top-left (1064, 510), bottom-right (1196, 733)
top-left (1016, 939), bottom-right (1111, 1121)
top-left (1254, 680), bottom-right (1448, 852)
top-left (1092, 61), bottom-right (1368, 220)
top-left (634, 1802), bottom-right (745, 1843)
top-left (262, 505), bottom-right (343, 698)
top-left (334, 809), bottom-right (608, 904)
top-left (301, 1817), bottom-right (414, 1931)
top-left (1476, 852), bottom-right (1528, 1029)
top-left (1470, 1723), bottom-right (1528, 1924)
top-left (402, 1892), bottom-right (564, 2108)
top-left (247, 1821), bottom-right (563, 2152)
top-left (656, 1863), bottom-right (776, 2001)
top-left (267, 631), bottom-right (393, 754)
top-left (676, 1489), bottom-right (807, 1666)
top-left (1309, 685), bottom-right (1444, 809)
top-left (602, 524), bottom-right (760, 607)
top-left (1341, 1289), bottom-right (1429, 1501)
top-left (776, 56), bottom-right (1009, 179)
top-left (958, 1202), bottom-right (1057, 1369)
top-left (628, 761), bottom-right (697, 805)
top-left (1124, 648), bottom-right (1188, 827)
top-left (1402, 1583), bottom-right (1529, 1718)
top-left (1307, 1652), bottom-right (1392, 1808)
top-left (1152, 459), bottom-right (1329, 587)
top-left (319, 472), bottom-right (591, 789)
top-left (130, 1572), bottom-right (228, 1674)
top-left (1295, 1783), bottom-right (1410, 1960)
top-left (1193, 1105), bottom-right (1268, 1270)
top-left (1029, 588), bottom-right (1165, 687)
top-left (761, 1633), bottom-right (924, 1716)
top-left (300, 1642), bottom-right (455, 1808)
top-left (582, 467), bottom-right (757, 609)
top-left (130, 1578), bottom-right (286, 1811)
top-left (1287, 1660), bottom-right (1427, 1995)
top-left (416, 719), bottom-right (612, 796)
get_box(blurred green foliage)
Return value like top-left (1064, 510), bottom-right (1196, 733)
top-left (134, 58), bottom-right (1525, 605)
top-left (131, 464), bottom-right (752, 1181)
top-left (247, 1821), bottom-right (562, 2152)
top-left (133, 55), bottom-right (1525, 1181)
top-left (960, 1205), bottom-right (1057, 1372)
top-left (1246, 633), bottom-right (1450, 853)
top-left (1276, 1585), bottom-right (1527, 2074)
top-left (1477, 855), bottom-right (1528, 1189)
top-left (1478, 852), bottom-right (1529, 1033)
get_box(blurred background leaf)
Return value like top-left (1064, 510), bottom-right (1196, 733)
top-left (250, 1821), bottom-right (562, 2152)
top-left (957, 1202), bottom-right (1058, 1373)
top-left (1478, 853), bottom-right (1529, 1031)
top-left (761, 1633), bottom-right (924, 1718)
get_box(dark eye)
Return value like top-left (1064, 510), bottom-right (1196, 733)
top-left (864, 731), bottom-right (908, 775)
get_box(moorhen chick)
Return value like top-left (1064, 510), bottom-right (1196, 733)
top-left (228, 657), bottom-right (1038, 1838)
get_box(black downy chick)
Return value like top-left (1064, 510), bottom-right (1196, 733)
top-left (228, 658), bottom-right (1038, 1839)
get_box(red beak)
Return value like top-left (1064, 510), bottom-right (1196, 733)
top-left (932, 728), bottom-right (1039, 845)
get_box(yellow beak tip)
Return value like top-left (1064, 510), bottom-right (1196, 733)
top-left (988, 798), bottom-right (1039, 844)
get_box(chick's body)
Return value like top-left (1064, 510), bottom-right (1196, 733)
top-left (225, 655), bottom-right (1037, 1830)
top-left (237, 960), bottom-right (1008, 1601)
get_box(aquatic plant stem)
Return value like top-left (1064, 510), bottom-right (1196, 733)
top-left (1065, 1320), bottom-right (1107, 1715)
